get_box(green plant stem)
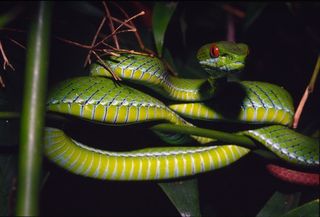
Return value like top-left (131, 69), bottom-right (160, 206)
top-left (15, 2), bottom-right (52, 216)
top-left (0, 111), bottom-right (20, 119)
top-left (0, 111), bottom-right (70, 124)
top-left (151, 123), bottom-right (257, 149)
top-left (2, 111), bottom-right (257, 150)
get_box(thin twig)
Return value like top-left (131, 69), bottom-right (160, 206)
top-left (0, 75), bottom-right (5, 88)
top-left (111, 17), bottom-right (136, 30)
top-left (0, 40), bottom-right (15, 70)
top-left (111, 2), bottom-right (146, 51)
top-left (100, 42), bottom-right (152, 57)
top-left (91, 50), bottom-right (121, 81)
top-left (8, 37), bottom-right (26, 49)
top-left (93, 11), bottom-right (145, 49)
top-left (55, 36), bottom-right (92, 49)
top-left (293, 55), bottom-right (320, 129)
top-left (162, 59), bottom-right (178, 76)
top-left (103, 1), bottom-right (119, 49)
top-left (84, 16), bottom-right (107, 67)
top-left (102, 47), bottom-right (151, 56)
top-left (0, 27), bottom-right (26, 33)
top-left (227, 14), bottom-right (235, 42)
top-left (222, 4), bottom-right (246, 19)
top-left (56, 5), bottom-right (150, 81)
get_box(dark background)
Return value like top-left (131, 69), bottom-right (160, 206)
top-left (0, 2), bottom-right (319, 216)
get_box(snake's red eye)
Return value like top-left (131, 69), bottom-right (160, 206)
top-left (210, 44), bottom-right (219, 58)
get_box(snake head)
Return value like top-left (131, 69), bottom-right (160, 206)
top-left (197, 41), bottom-right (249, 77)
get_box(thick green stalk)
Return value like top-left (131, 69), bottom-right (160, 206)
top-left (151, 123), bottom-right (257, 149)
top-left (15, 2), bottom-right (52, 216)
top-left (0, 110), bottom-right (256, 150)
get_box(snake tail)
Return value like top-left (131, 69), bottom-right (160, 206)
top-left (266, 164), bottom-right (319, 186)
top-left (44, 127), bottom-right (249, 181)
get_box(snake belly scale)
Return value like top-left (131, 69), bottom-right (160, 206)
top-left (45, 127), bottom-right (248, 181)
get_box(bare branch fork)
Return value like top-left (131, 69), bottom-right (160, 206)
top-left (0, 40), bottom-right (15, 70)
top-left (0, 40), bottom-right (15, 87)
top-left (57, 1), bottom-right (152, 81)
top-left (0, 27), bottom-right (27, 87)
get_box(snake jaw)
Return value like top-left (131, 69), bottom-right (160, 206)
top-left (197, 41), bottom-right (248, 77)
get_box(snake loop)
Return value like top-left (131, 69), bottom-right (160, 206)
top-left (44, 41), bottom-right (319, 185)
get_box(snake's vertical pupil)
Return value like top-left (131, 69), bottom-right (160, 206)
top-left (210, 44), bottom-right (219, 58)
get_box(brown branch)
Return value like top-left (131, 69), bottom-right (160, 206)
top-left (227, 14), bottom-right (235, 42)
top-left (111, 2), bottom-right (145, 51)
top-left (111, 17), bottom-right (136, 30)
top-left (92, 50), bottom-right (121, 81)
top-left (56, 5), bottom-right (150, 81)
top-left (8, 37), bottom-right (26, 49)
top-left (222, 4), bottom-right (246, 19)
top-left (102, 47), bottom-right (152, 57)
top-left (0, 40), bottom-right (15, 70)
top-left (55, 36), bottom-right (92, 49)
top-left (84, 16), bottom-right (107, 66)
top-left (107, 28), bottom-right (137, 35)
top-left (162, 59), bottom-right (178, 76)
top-left (293, 55), bottom-right (320, 129)
top-left (0, 27), bottom-right (26, 33)
top-left (103, 1), bottom-right (119, 49)
top-left (0, 76), bottom-right (5, 88)
top-left (93, 11), bottom-right (145, 49)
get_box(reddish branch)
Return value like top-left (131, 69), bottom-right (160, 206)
top-left (58, 2), bottom-right (154, 81)
top-left (222, 4), bottom-right (246, 19)
top-left (103, 1), bottom-right (119, 49)
top-left (7, 37), bottom-right (26, 49)
top-left (92, 11), bottom-right (145, 50)
top-left (293, 55), bottom-right (320, 129)
top-left (111, 2), bottom-right (147, 51)
top-left (0, 40), bottom-right (15, 71)
top-left (84, 16), bottom-right (106, 66)
top-left (0, 76), bottom-right (5, 88)
top-left (0, 28), bottom-right (26, 88)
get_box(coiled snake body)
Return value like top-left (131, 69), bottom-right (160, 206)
top-left (44, 41), bottom-right (319, 185)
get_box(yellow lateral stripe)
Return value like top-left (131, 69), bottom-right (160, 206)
top-left (45, 128), bottom-right (249, 180)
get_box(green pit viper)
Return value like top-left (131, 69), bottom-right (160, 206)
top-left (44, 41), bottom-right (319, 185)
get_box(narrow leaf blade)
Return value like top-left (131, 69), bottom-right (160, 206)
top-left (152, 2), bottom-right (177, 57)
top-left (243, 3), bottom-right (268, 30)
top-left (158, 178), bottom-right (202, 217)
top-left (281, 199), bottom-right (319, 217)
top-left (256, 191), bottom-right (300, 217)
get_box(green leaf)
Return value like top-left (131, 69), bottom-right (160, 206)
top-left (0, 7), bottom-right (20, 28)
top-left (64, 1), bottom-right (103, 18)
top-left (280, 199), bottom-right (319, 217)
top-left (163, 47), bottom-right (178, 76)
top-left (256, 191), bottom-right (300, 217)
top-left (152, 2), bottom-right (177, 57)
top-left (158, 178), bottom-right (202, 217)
top-left (243, 3), bottom-right (268, 30)
top-left (0, 155), bottom-right (17, 216)
top-left (179, 9), bottom-right (187, 48)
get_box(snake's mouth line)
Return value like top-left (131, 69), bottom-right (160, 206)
top-left (199, 60), bottom-right (244, 71)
